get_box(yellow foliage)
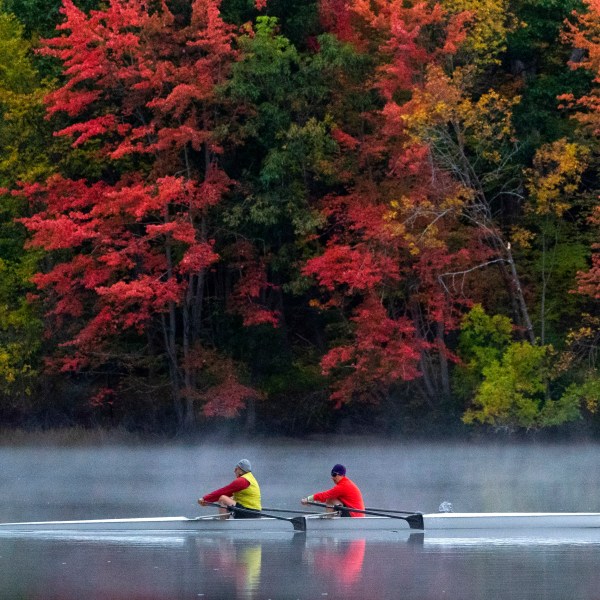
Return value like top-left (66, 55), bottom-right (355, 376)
top-left (565, 315), bottom-right (600, 348)
top-left (383, 182), bottom-right (470, 255)
top-left (510, 226), bottom-right (535, 249)
top-left (526, 139), bottom-right (590, 217)
top-left (405, 65), bottom-right (520, 166)
top-left (441, 0), bottom-right (522, 66)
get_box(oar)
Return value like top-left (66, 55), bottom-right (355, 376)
top-left (204, 502), bottom-right (307, 532)
top-left (306, 500), bottom-right (424, 530)
top-left (364, 506), bottom-right (422, 515)
top-left (260, 507), bottom-right (324, 515)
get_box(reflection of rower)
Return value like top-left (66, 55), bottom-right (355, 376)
top-left (312, 539), bottom-right (366, 588)
top-left (198, 459), bottom-right (262, 518)
top-left (301, 464), bottom-right (365, 517)
top-left (237, 544), bottom-right (262, 592)
top-left (198, 538), bottom-right (263, 597)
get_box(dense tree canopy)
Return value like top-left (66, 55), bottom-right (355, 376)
top-left (0, 0), bottom-right (598, 435)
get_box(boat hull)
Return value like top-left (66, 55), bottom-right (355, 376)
top-left (422, 512), bottom-right (600, 529)
top-left (1, 513), bottom-right (600, 533)
top-left (301, 513), bottom-right (600, 530)
top-left (0, 516), bottom-right (293, 533)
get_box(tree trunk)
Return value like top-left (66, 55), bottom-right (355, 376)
top-left (506, 244), bottom-right (536, 345)
top-left (436, 321), bottom-right (451, 402)
top-left (161, 312), bottom-right (183, 426)
top-left (164, 236), bottom-right (195, 430)
top-left (181, 275), bottom-right (195, 431)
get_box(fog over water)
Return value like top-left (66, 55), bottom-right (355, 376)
top-left (1, 439), bottom-right (600, 599)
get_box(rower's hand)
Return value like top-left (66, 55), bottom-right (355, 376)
top-left (198, 498), bottom-right (207, 507)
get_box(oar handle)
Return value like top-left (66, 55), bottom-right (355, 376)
top-left (306, 501), bottom-right (424, 530)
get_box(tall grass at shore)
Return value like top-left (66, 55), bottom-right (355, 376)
top-left (0, 426), bottom-right (154, 446)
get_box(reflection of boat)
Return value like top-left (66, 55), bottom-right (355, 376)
top-left (3, 512), bottom-right (600, 533)
top-left (0, 531), bottom-right (192, 546)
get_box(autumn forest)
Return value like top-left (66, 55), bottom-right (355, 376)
top-left (0, 0), bottom-right (598, 436)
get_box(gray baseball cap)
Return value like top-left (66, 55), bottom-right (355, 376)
top-left (236, 459), bottom-right (252, 473)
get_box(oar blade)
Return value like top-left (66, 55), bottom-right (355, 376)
top-left (291, 516), bottom-right (307, 532)
top-left (405, 513), bottom-right (424, 530)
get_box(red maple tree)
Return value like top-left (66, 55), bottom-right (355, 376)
top-left (561, 0), bottom-right (600, 300)
top-left (303, 0), bottom-right (477, 407)
top-left (19, 0), bottom-right (271, 426)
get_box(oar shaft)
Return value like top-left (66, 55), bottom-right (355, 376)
top-left (260, 507), bottom-right (323, 515)
top-left (205, 502), bottom-right (280, 520)
top-left (306, 501), bottom-right (424, 529)
top-left (364, 506), bottom-right (421, 515)
top-left (203, 502), bottom-right (307, 531)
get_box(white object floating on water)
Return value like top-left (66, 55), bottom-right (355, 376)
top-left (439, 501), bottom-right (454, 513)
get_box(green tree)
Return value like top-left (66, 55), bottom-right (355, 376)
top-left (453, 304), bottom-right (513, 401)
top-left (0, 10), bottom-right (50, 414)
top-left (0, 11), bottom-right (51, 184)
top-left (508, 0), bottom-right (589, 144)
top-left (463, 341), bottom-right (581, 431)
top-left (520, 138), bottom-right (591, 346)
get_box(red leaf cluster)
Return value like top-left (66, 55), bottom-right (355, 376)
top-left (303, 243), bottom-right (398, 292)
top-left (321, 297), bottom-right (426, 406)
top-left (577, 204), bottom-right (600, 299)
top-left (228, 241), bottom-right (280, 327)
top-left (201, 377), bottom-right (260, 418)
top-left (41, 0), bottom-right (237, 164)
top-left (182, 346), bottom-right (263, 417)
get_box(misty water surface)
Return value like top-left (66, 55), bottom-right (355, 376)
top-left (1, 440), bottom-right (600, 599)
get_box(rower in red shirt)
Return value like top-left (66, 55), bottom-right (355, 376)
top-left (301, 464), bottom-right (365, 517)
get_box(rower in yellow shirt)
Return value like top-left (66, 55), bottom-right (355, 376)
top-left (198, 459), bottom-right (261, 518)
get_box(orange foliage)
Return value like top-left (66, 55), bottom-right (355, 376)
top-left (560, 0), bottom-right (600, 134)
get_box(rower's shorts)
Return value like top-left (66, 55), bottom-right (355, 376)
top-left (230, 502), bottom-right (261, 519)
top-left (333, 503), bottom-right (354, 516)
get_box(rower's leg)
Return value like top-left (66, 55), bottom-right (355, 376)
top-left (217, 495), bottom-right (235, 519)
top-left (324, 500), bottom-right (350, 516)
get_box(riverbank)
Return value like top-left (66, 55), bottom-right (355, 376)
top-left (0, 421), bottom-right (598, 446)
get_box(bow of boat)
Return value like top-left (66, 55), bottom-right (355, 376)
top-left (422, 512), bottom-right (600, 529)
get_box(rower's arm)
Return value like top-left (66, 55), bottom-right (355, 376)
top-left (201, 476), bottom-right (250, 503)
top-left (312, 485), bottom-right (341, 503)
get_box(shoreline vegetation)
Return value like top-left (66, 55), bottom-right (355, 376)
top-left (0, 420), bottom-right (598, 446)
top-left (0, 0), bottom-right (598, 437)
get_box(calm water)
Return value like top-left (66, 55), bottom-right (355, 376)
top-left (1, 440), bottom-right (600, 599)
